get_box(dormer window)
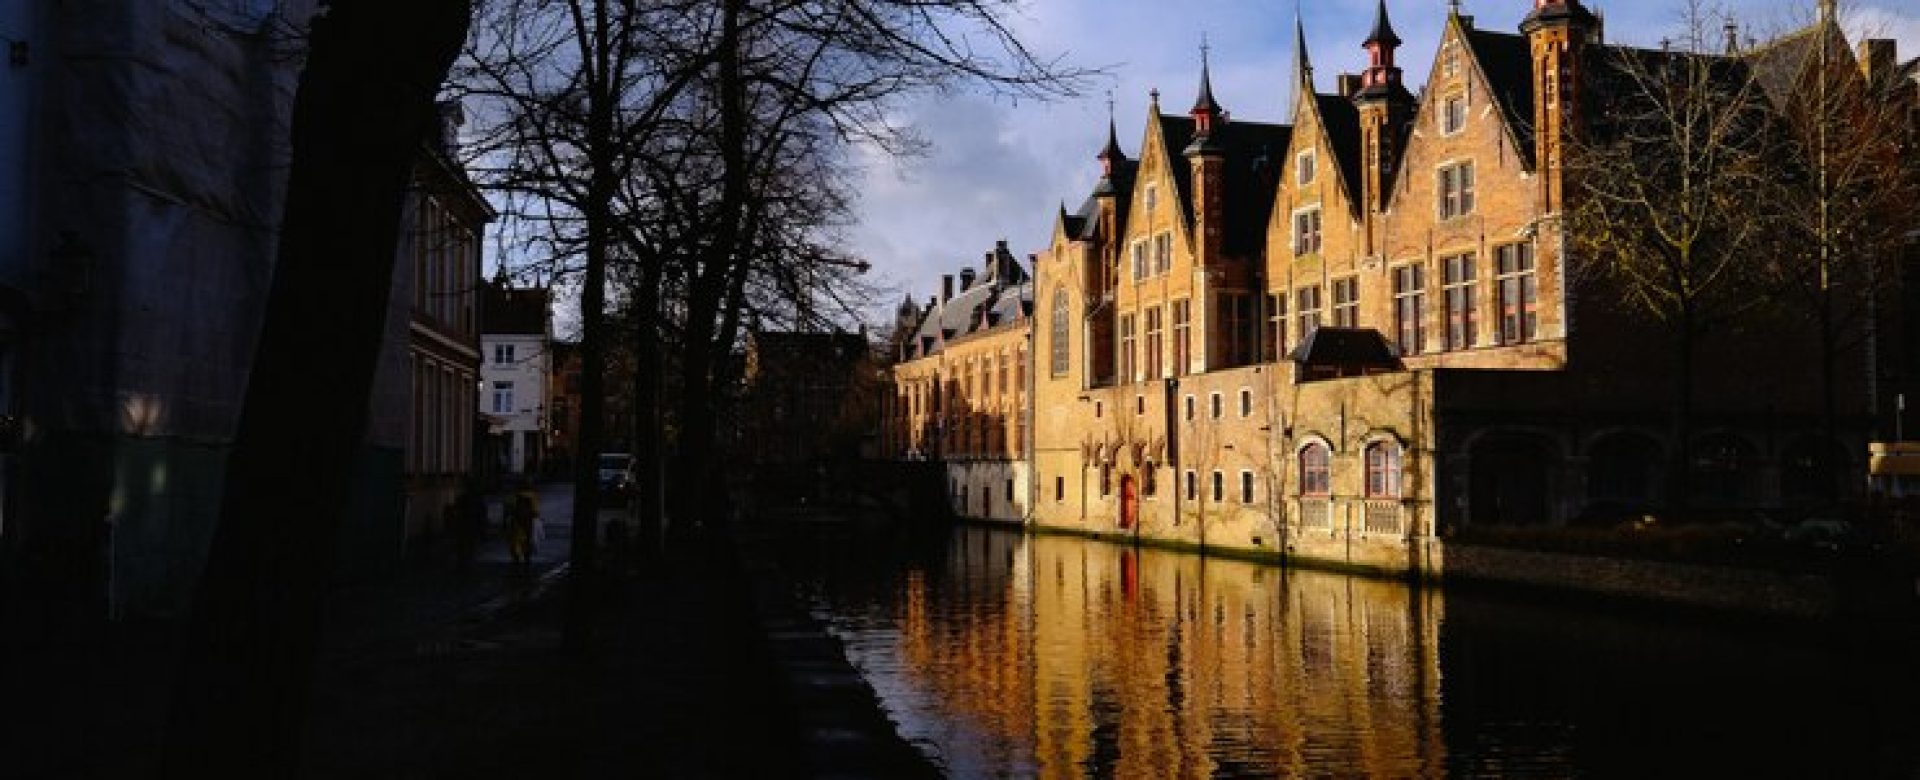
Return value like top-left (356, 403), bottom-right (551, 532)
top-left (1442, 43), bottom-right (1461, 79)
top-left (1442, 94), bottom-right (1468, 135)
top-left (1438, 161), bottom-right (1475, 220)
top-left (1296, 150), bottom-right (1317, 186)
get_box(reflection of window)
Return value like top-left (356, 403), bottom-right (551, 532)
top-left (1497, 243), bottom-right (1538, 344)
top-left (1143, 467), bottom-right (1157, 497)
top-left (1692, 435), bottom-right (1753, 507)
top-left (1365, 442), bottom-right (1402, 498)
top-left (1301, 443), bottom-right (1332, 496)
top-left (1100, 464), bottom-right (1112, 497)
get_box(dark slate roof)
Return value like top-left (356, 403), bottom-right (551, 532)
top-left (1464, 27), bottom-right (1538, 169)
top-left (1741, 22), bottom-right (1842, 110)
top-left (481, 283), bottom-right (549, 336)
top-left (908, 246), bottom-right (1035, 358)
top-left (1313, 94), bottom-right (1364, 208)
top-left (1288, 326), bottom-right (1401, 366)
top-left (1155, 114), bottom-right (1293, 257)
top-left (1364, 0), bottom-right (1401, 47)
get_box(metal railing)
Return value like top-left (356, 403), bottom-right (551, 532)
top-left (1363, 499), bottom-right (1405, 536)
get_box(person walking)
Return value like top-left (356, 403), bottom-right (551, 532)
top-left (507, 480), bottom-right (539, 571)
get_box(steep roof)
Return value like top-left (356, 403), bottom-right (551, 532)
top-left (1463, 27), bottom-right (1538, 168)
top-left (1155, 114), bottom-right (1293, 257)
top-left (481, 283), bottom-right (549, 336)
top-left (1312, 94), bottom-right (1363, 208)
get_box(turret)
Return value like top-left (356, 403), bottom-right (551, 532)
top-left (1352, 0), bottom-right (1415, 219)
top-left (1522, 0), bottom-right (1599, 212)
top-left (1183, 42), bottom-right (1229, 273)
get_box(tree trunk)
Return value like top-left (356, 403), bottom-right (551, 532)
top-left (564, 0), bottom-right (615, 652)
top-left (162, 1), bottom-right (471, 773)
top-left (1671, 316), bottom-right (1696, 513)
top-left (632, 254), bottom-right (664, 534)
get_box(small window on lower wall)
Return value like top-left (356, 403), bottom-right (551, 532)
top-left (1185, 470), bottom-right (1197, 501)
top-left (1241, 471), bottom-right (1256, 504)
top-left (1143, 467), bottom-right (1157, 496)
top-left (1100, 465), bottom-right (1112, 497)
top-left (1211, 471), bottom-right (1225, 503)
top-left (1056, 476), bottom-right (1065, 502)
top-left (1006, 479), bottom-right (1014, 505)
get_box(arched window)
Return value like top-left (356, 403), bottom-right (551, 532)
top-left (1365, 441), bottom-right (1402, 498)
top-left (1050, 288), bottom-right (1070, 376)
top-left (1301, 442), bottom-right (1332, 496)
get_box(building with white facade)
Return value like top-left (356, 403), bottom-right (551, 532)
top-left (479, 270), bottom-right (551, 477)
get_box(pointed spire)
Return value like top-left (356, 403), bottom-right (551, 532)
top-left (1818, 0), bottom-right (1836, 22)
top-left (1364, 0), bottom-right (1401, 48)
top-left (1293, 10), bottom-right (1314, 90)
top-left (1190, 33), bottom-right (1223, 116)
top-left (1097, 93), bottom-right (1126, 165)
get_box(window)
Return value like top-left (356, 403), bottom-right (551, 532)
top-left (1007, 479), bottom-right (1014, 505)
top-left (1439, 161), bottom-right (1476, 219)
top-left (1220, 293), bottom-right (1255, 366)
top-left (1211, 471), bottom-right (1225, 503)
top-left (1131, 241), bottom-right (1148, 281)
top-left (1296, 285), bottom-right (1323, 338)
top-left (1365, 442), bottom-right (1402, 498)
top-left (1393, 264), bottom-right (1426, 355)
top-left (1443, 44), bottom-right (1461, 79)
top-left (1239, 389), bottom-right (1252, 418)
top-left (1293, 208), bottom-right (1323, 255)
top-left (1095, 400), bottom-right (1103, 418)
top-left (1050, 289), bottom-right (1070, 376)
top-left (1300, 443), bottom-right (1332, 496)
top-left (1267, 293), bottom-right (1289, 361)
top-left (1100, 464), bottom-right (1112, 497)
top-left (1210, 392), bottom-right (1223, 420)
top-left (1184, 394), bottom-right (1195, 421)
top-left (1136, 395), bottom-right (1145, 416)
top-left (1119, 314), bottom-right (1136, 381)
top-left (494, 343), bottom-right (516, 364)
top-left (1297, 149), bottom-right (1317, 185)
top-left (1153, 232), bottom-right (1173, 276)
top-left (997, 353), bottom-right (1008, 397)
top-left (1016, 349), bottom-right (1027, 391)
top-left (492, 381), bottom-right (514, 414)
top-left (1171, 299), bottom-right (1191, 377)
top-left (1144, 184), bottom-right (1158, 215)
top-left (1331, 278), bottom-right (1359, 328)
top-left (1143, 467), bottom-right (1157, 497)
top-left (1442, 94), bottom-right (1467, 135)
top-left (1443, 253), bottom-right (1478, 350)
top-left (1185, 471), bottom-right (1197, 501)
top-left (1241, 471), bottom-right (1256, 504)
top-left (1144, 306), bottom-right (1164, 379)
top-left (1056, 476), bottom-right (1066, 502)
top-left (1497, 242), bottom-right (1539, 344)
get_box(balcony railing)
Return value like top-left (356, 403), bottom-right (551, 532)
top-left (1299, 498), bottom-right (1332, 531)
top-left (1363, 499), bottom-right (1405, 536)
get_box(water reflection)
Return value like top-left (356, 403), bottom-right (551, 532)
top-left (802, 528), bottom-right (1443, 777)
top-left (796, 526), bottom-right (1920, 778)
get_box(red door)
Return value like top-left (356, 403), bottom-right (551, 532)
top-left (1119, 475), bottom-right (1138, 530)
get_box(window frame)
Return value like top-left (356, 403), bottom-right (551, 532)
top-left (1331, 277), bottom-right (1359, 329)
top-left (1437, 160), bottom-right (1477, 220)
top-left (1442, 252), bottom-right (1478, 350)
top-left (1292, 206), bottom-right (1324, 256)
top-left (1364, 440), bottom-right (1403, 499)
top-left (1241, 470), bottom-right (1256, 504)
top-left (1392, 263), bottom-right (1427, 355)
top-left (1296, 148), bottom-right (1317, 185)
top-left (1496, 242), bottom-right (1539, 344)
top-left (1299, 441), bottom-right (1332, 497)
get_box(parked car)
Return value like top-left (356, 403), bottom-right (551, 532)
top-left (598, 453), bottom-right (633, 498)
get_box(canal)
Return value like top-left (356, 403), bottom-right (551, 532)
top-left (787, 525), bottom-right (1920, 778)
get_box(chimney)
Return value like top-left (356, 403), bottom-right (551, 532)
top-left (941, 275), bottom-right (954, 303)
top-left (1861, 40), bottom-right (1897, 83)
top-left (1338, 74), bottom-right (1362, 97)
top-left (960, 267), bottom-right (978, 290)
top-left (927, 296), bottom-right (937, 312)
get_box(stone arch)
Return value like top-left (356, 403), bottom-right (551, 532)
top-left (1690, 431), bottom-right (1760, 509)
top-left (1468, 430), bottom-right (1559, 527)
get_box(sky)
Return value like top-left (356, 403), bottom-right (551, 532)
top-left (849, 0), bottom-right (1920, 324)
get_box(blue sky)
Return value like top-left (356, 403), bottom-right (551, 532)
top-left (851, 0), bottom-right (1920, 322)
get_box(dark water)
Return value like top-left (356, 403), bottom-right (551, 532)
top-left (789, 525), bottom-right (1920, 778)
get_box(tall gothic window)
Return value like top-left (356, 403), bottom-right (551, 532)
top-left (1171, 299), bottom-right (1190, 376)
top-left (1443, 252), bottom-right (1478, 350)
top-left (1497, 242), bottom-right (1538, 343)
top-left (1050, 288), bottom-right (1069, 376)
top-left (1393, 264), bottom-right (1426, 355)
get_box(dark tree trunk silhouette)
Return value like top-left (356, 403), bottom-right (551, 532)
top-left (162, 0), bottom-right (472, 774)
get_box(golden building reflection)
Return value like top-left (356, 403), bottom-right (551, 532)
top-left (869, 527), bottom-right (1446, 778)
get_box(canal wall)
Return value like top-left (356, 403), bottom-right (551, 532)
top-left (1437, 543), bottom-right (1843, 619)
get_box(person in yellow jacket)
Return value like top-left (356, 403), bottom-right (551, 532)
top-left (507, 480), bottom-right (540, 570)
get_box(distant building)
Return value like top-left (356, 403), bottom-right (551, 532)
top-left (545, 340), bottom-right (581, 477)
top-left (396, 112), bottom-right (492, 544)
top-left (878, 241), bottom-right (1033, 522)
top-left (479, 269), bottom-right (552, 477)
top-left (742, 327), bottom-right (879, 473)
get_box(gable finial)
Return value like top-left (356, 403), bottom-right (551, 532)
top-left (1293, 7), bottom-right (1314, 90)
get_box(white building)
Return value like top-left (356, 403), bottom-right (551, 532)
top-left (479, 270), bottom-right (551, 477)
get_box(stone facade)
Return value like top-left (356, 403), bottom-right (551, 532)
top-left (890, 1), bottom-right (1920, 576)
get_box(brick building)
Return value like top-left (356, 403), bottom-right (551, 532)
top-left (886, 0), bottom-right (1919, 573)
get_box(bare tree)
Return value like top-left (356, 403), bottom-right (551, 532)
top-left (1566, 3), bottom-right (1787, 510)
